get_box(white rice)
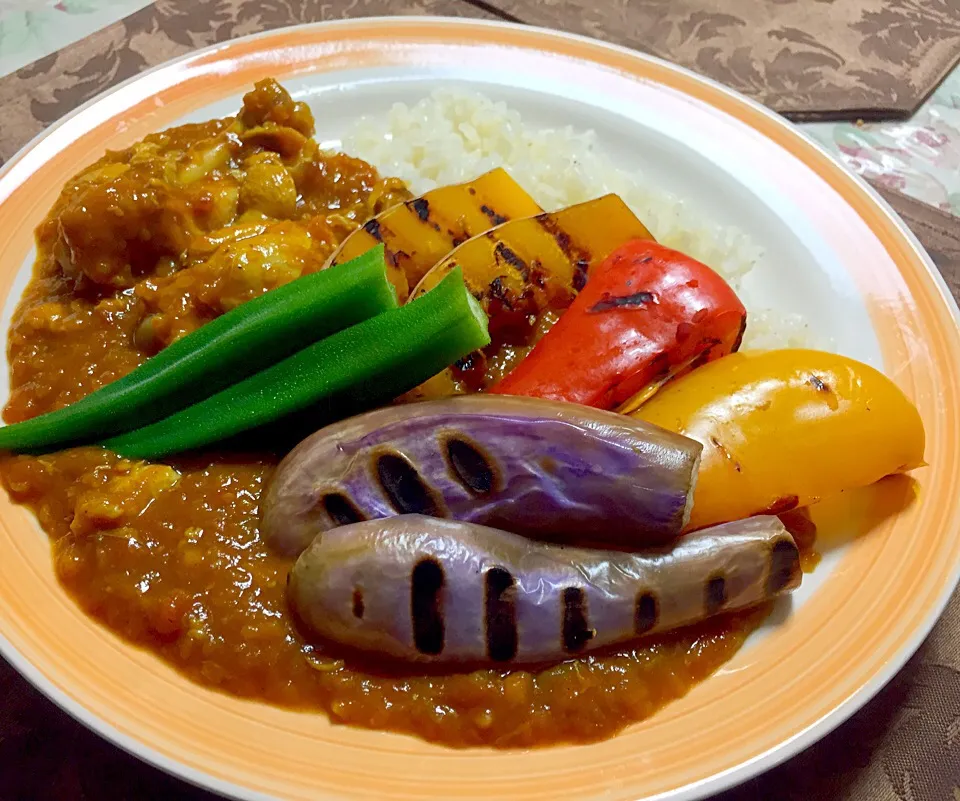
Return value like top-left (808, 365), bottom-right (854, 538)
top-left (342, 89), bottom-right (810, 350)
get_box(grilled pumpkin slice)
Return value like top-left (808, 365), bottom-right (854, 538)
top-left (326, 168), bottom-right (542, 300)
top-left (404, 194), bottom-right (654, 398)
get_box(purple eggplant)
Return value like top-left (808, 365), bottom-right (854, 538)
top-left (289, 514), bottom-right (801, 665)
top-left (263, 395), bottom-right (702, 556)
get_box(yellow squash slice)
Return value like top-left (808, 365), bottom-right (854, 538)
top-left (412, 193), bottom-right (653, 302)
top-left (327, 168), bottom-right (542, 300)
top-left (405, 194), bottom-right (655, 399)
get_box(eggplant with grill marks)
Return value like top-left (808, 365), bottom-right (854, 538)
top-left (262, 395), bottom-right (703, 557)
top-left (289, 514), bottom-right (801, 665)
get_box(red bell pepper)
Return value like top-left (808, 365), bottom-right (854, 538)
top-left (490, 240), bottom-right (747, 411)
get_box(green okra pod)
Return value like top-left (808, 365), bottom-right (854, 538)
top-left (104, 268), bottom-right (490, 460)
top-left (0, 246), bottom-right (397, 452)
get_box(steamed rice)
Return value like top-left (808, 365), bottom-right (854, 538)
top-left (342, 89), bottom-right (811, 350)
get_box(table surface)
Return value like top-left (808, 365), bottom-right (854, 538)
top-left (0, 3), bottom-right (959, 801)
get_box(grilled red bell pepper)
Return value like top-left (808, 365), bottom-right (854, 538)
top-left (490, 240), bottom-right (747, 411)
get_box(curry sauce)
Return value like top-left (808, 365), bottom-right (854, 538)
top-left (0, 79), bottom-right (762, 747)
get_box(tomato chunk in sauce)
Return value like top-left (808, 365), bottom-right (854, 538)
top-left (0, 79), bottom-right (763, 747)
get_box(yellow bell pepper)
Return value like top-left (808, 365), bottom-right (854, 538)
top-left (411, 194), bottom-right (653, 302)
top-left (634, 349), bottom-right (925, 531)
top-left (328, 168), bottom-right (543, 301)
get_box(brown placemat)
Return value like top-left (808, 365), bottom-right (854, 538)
top-left (0, 5), bottom-right (959, 801)
top-left (479, 0), bottom-right (960, 121)
top-left (879, 187), bottom-right (960, 303)
top-left (4, 0), bottom-right (960, 147)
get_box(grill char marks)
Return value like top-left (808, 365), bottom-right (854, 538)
top-left (537, 213), bottom-right (592, 292)
top-left (486, 235), bottom-right (529, 279)
top-left (411, 558), bottom-right (445, 655)
top-left (705, 575), bottom-right (727, 615)
top-left (409, 197), bottom-right (430, 221)
top-left (480, 204), bottom-right (508, 226)
top-left (320, 492), bottom-right (364, 526)
top-left (362, 218), bottom-right (383, 242)
top-left (444, 435), bottom-right (496, 495)
top-left (588, 291), bottom-right (656, 313)
top-left (375, 452), bottom-right (441, 516)
top-left (767, 538), bottom-right (801, 595)
top-left (634, 592), bottom-right (658, 635)
top-left (484, 567), bottom-right (518, 662)
top-left (561, 587), bottom-right (594, 653)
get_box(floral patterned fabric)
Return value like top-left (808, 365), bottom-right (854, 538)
top-left (808, 68), bottom-right (960, 214)
top-left (0, 0), bottom-right (150, 77)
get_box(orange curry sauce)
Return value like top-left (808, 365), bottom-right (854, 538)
top-left (0, 80), bottom-right (763, 747)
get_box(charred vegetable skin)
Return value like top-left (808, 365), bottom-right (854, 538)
top-left (262, 395), bottom-right (702, 557)
top-left (328, 168), bottom-right (543, 299)
top-left (635, 349), bottom-right (926, 530)
top-left (290, 514), bottom-right (800, 665)
top-left (406, 195), bottom-right (654, 397)
top-left (492, 240), bottom-right (747, 411)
